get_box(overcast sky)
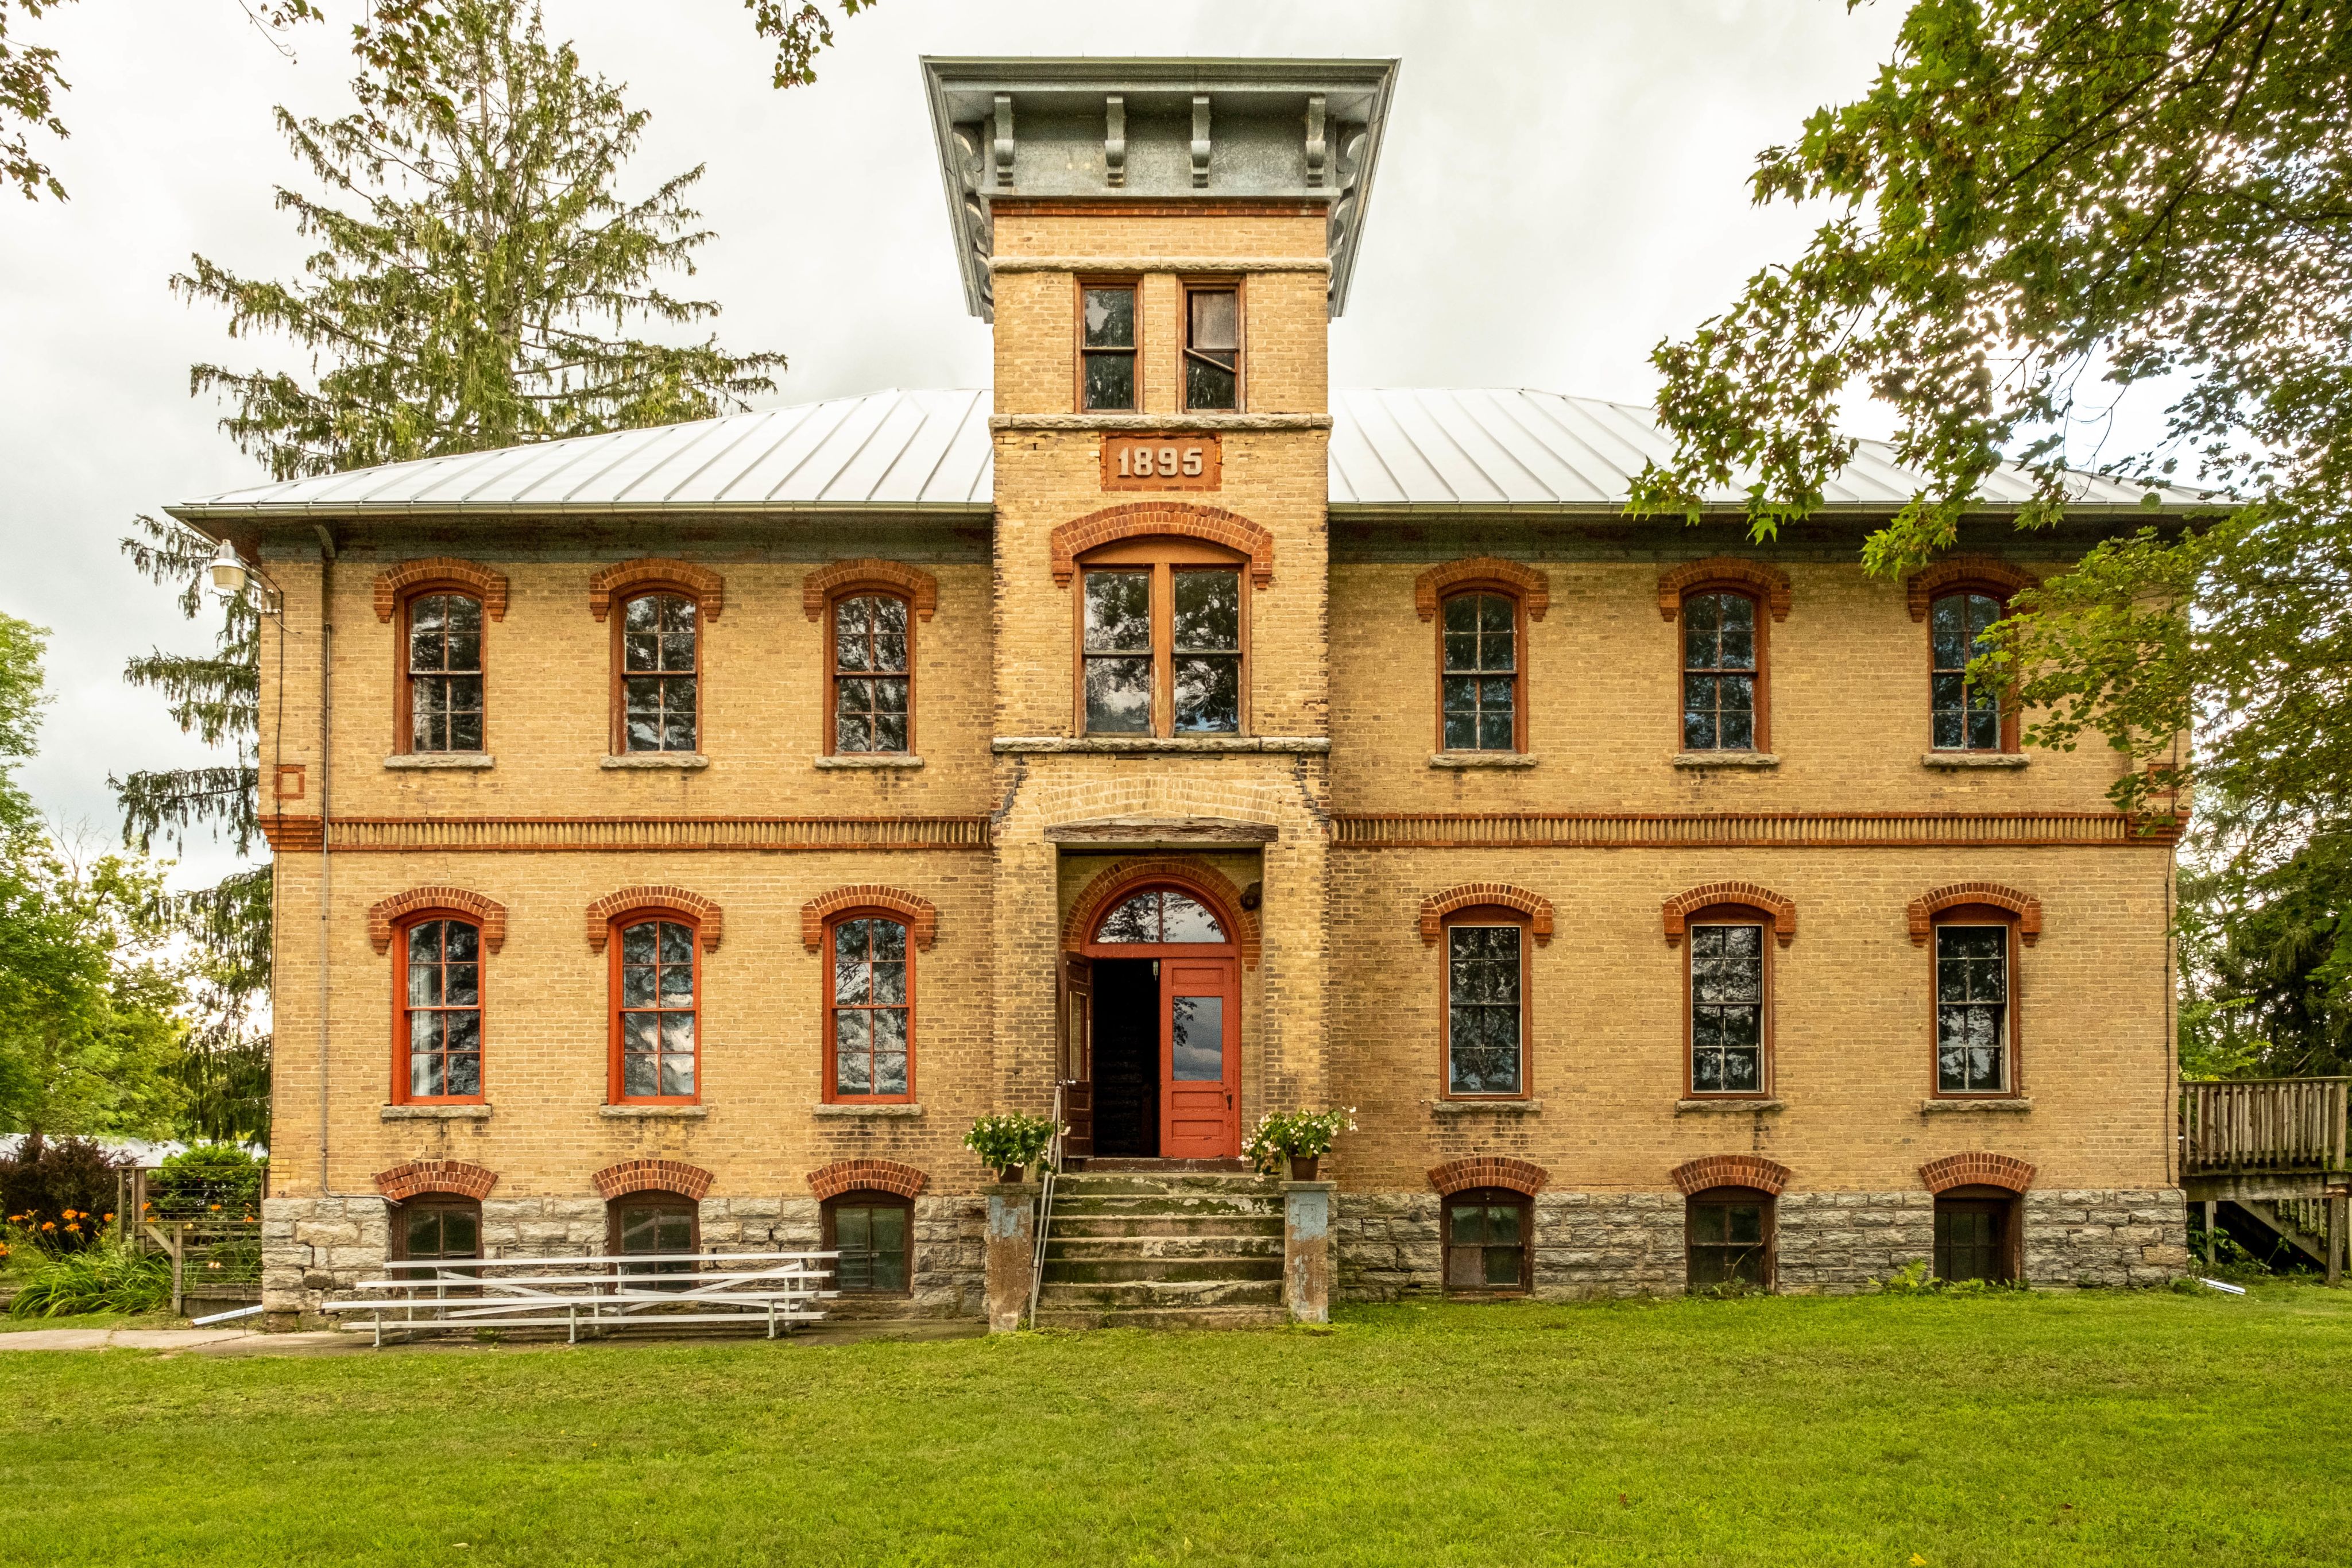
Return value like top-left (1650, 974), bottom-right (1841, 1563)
top-left (0, 0), bottom-right (1925, 889)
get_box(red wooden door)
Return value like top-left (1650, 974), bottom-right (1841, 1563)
top-left (1160, 957), bottom-right (1239, 1158)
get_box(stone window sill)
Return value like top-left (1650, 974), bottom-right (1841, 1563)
top-left (1675, 1098), bottom-right (1786, 1114)
top-left (1921, 752), bottom-right (2030, 769)
top-left (602, 753), bottom-right (709, 771)
top-left (381, 1103), bottom-right (492, 1120)
top-left (1920, 1096), bottom-right (2033, 1113)
top-left (988, 412), bottom-right (1333, 433)
top-left (1429, 752), bottom-right (1539, 769)
top-left (1673, 752), bottom-right (1781, 770)
top-left (993, 735), bottom-right (1330, 755)
top-left (815, 754), bottom-right (923, 770)
top-left (1425, 1098), bottom-right (1542, 1115)
top-left (384, 753), bottom-right (493, 771)
top-left (813, 1102), bottom-right (923, 1118)
top-left (599, 1104), bottom-right (709, 1119)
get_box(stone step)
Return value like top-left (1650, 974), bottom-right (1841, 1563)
top-left (1032, 1303), bottom-right (1289, 1331)
top-left (1042, 1255), bottom-right (1283, 1284)
top-left (1048, 1213), bottom-right (1285, 1240)
top-left (1053, 1174), bottom-right (1282, 1198)
top-left (1036, 1276), bottom-right (1283, 1308)
top-left (1047, 1233), bottom-right (1283, 1263)
top-left (1049, 1193), bottom-right (1283, 1218)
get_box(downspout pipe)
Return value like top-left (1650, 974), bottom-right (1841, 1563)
top-left (314, 525), bottom-right (336, 1196)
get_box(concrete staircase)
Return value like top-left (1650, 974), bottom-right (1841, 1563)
top-left (1033, 1170), bottom-right (1287, 1329)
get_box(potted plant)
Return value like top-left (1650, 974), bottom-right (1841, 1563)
top-left (962, 1112), bottom-right (1058, 1183)
top-left (1243, 1108), bottom-right (1356, 1180)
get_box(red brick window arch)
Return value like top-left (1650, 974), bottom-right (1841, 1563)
top-left (1417, 558), bottom-right (1548, 756)
top-left (1659, 559), bottom-right (1790, 754)
top-left (805, 562), bottom-right (937, 759)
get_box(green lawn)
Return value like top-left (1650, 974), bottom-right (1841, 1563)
top-left (1, 1287), bottom-right (2346, 1566)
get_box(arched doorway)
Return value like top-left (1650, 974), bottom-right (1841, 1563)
top-left (1070, 880), bottom-right (1243, 1160)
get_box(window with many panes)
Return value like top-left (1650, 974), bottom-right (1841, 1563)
top-left (618, 592), bottom-right (698, 753)
top-left (1681, 590), bottom-right (1762, 750)
top-left (1078, 547), bottom-right (1244, 737)
top-left (1687, 915), bottom-right (1767, 1097)
top-left (831, 593), bottom-right (911, 754)
top-left (1934, 1189), bottom-right (2017, 1283)
top-left (1686, 1188), bottom-right (1773, 1290)
top-left (1931, 591), bottom-right (2010, 751)
top-left (1444, 1188), bottom-right (1530, 1294)
top-left (1080, 282), bottom-right (1138, 411)
top-left (827, 915), bottom-right (912, 1102)
top-left (1182, 284), bottom-right (1240, 411)
top-left (404, 593), bottom-right (484, 753)
top-left (1440, 591), bottom-right (1520, 752)
top-left (610, 1193), bottom-right (698, 1287)
top-left (612, 918), bottom-right (697, 1102)
top-left (399, 916), bottom-right (482, 1102)
top-left (1445, 913), bottom-right (1525, 1098)
top-left (393, 1198), bottom-right (481, 1265)
top-left (824, 1193), bottom-right (912, 1294)
top-left (1935, 917), bottom-right (2013, 1095)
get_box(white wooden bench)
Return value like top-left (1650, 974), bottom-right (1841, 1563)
top-left (322, 1251), bottom-right (840, 1345)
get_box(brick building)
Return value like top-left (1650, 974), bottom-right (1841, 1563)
top-left (171, 57), bottom-right (2194, 1326)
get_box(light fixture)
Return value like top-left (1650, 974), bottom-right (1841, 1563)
top-left (208, 539), bottom-right (250, 599)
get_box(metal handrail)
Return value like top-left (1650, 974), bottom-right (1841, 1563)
top-left (1026, 1082), bottom-right (1066, 1329)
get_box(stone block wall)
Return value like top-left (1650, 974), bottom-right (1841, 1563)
top-left (262, 1195), bottom-right (391, 1325)
top-left (2026, 1189), bottom-right (2192, 1286)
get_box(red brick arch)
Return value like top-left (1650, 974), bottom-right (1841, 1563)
top-left (1657, 556), bottom-right (1793, 622)
top-left (587, 558), bottom-right (725, 621)
top-left (1662, 882), bottom-right (1797, 947)
top-left (1670, 1154), bottom-right (1792, 1197)
top-left (1905, 555), bottom-right (2040, 621)
top-left (801, 886), bottom-right (938, 951)
top-left (1918, 1152), bottom-right (2037, 1194)
top-left (368, 886), bottom-right (508, 954)
top-left (373, 557), bottom-right (509, 622)
top-left (586, 886), bottom-right (724, 952)
top-left (802, 559), bottom-right (939, 622)
top-left (1063, 858), bottom-right (1261, 970)
top-left (374, 1160), bottom-right (498, 1203)
top-left (1048, 502), bottom-right (1274, 587)
top-left (807, 1159), bottom-right (930, 1201)
top-left (591, 1160), bottom-right (714, 1201)
top-left (1428, 1157), bottom-right (1549, 1197)
top-left (1908, 882), bottom-right (2042, 946)
top-left (1414, 557), bottom-right (1551, 621)
top-left (1417, 883), bottom-right (1554, 946)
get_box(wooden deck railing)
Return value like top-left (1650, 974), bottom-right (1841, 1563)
top-left (2180, 1078), bottom-right (2350, 1175)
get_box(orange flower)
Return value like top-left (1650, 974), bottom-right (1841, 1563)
top-left (39, 1222), bottom-right (54, 1232)
top-left (102, 1213), bottom-right (114, 1222)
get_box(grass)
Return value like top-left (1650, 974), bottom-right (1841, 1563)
top-left (0, 1287), bottom-right (2347, 1566)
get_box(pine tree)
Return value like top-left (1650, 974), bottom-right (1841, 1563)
top-left (117, 0), bottom-right (788, 1143)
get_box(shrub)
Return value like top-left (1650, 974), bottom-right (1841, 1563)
top-left (0, 1136), bottom-right (125, 1253)
top-left (1242, 1108), bottom-right (1358, 1176)
top-left (962, 1113), bottom-right (1058, 1175)
top-left (7, 1242), bottom-right (170, 1317)
top-left (147, 1144), bottom-right (265, 1220)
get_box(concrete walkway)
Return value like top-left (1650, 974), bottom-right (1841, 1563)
top-left (0, 1318), bottom-right (985, 1356)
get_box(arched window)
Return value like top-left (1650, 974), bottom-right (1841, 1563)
top-left (1681, 589), bottom-right (1766, 752)
top-left (1929, 590), bottom-right (2014, 752)
top-left (1685, 903), bottom-right (1773, 1099)
top-left (610, 916), bottom-right (698, 1104)
top-left (1078, 540), bottom-right (1245, 737)
top-left (618, 591), bottom-right (699, 753)
top-left (391, 1195), bottom-right (481, 1264)
top-left (823, 1190), bottom-right (913, 1295)
top-left (401, 591), bottom-right (485, 754)
top-left (1933, 904), bottom-right (2020, 1098)
top-left (1686, 1186), bottom-right (1774, 1290)
top-left (829, 593), bottom-right (912, 754)
top-left (396, 915), bottom-right (483, 1104)
top-left (1443, 1187), bottom-right (1531, 1295)
top-left (826, 915), bottom-right (913, 1102)
top-left (1090, 888), bottom-right (1228, 944)
top-left (1439, 590), bottom-right (1522, 753)
top-left (1441, 904), bottom-right (1529, 1100)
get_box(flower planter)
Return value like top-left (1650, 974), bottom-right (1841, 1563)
top-left (996, 1166), bottom-right (1026, 1184)
top-left (1289, 1155), bottom-right (1321, 1181)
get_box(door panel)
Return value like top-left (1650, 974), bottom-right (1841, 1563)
top-left (1061, 954), bottom-right (1094, 1160)
top-left (1160, 958), bottom-right (1239, 1158)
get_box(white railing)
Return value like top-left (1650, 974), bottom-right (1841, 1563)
top-left (1027, 1083), bottom-right (1067, 1329)
top-left (2180, 1078), bottom-right (2350, 1175)
top-left (322, 1250), bottom-right (839, 1346)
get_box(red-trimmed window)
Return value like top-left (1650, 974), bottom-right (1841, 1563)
top-left (392, 1197), bottom-right (482, 1264)
top-left (1929, 590), bottom-right (2017, 752)
top-left (610, 916), bottom-right (699, 1103)
top-left (395, 915), bottom-right (483, 1104)
top-left (1443, 1187), bottom-right (1531, 1295)
top-left (1439, 590), bottom-right (1523, 753)
top-left (1442, 905), bottom-right (1530, 1100)
top-left (617, 591), bottom-right (699, 753)
top-left (823, 1191), bottom-right (914, 1294)
top-left (1078, 540), bottom-right (1247, 738)
top-left (1685, 903), bottom-right (1772, 1098)
top-left (1680, 589), bottom-right (1767, 751)
top-left (1182, 281), bottom-right (1241, 412)
top-left (829, 593), bottom-right (913, 754)
top-left (825, 914), bottom-right (913, 1102)
top-left (1933, 905), bottom-right (2020, 1098)
top-left (401, 591), bottom-right (485, 754)
top-left (1686, 1186), bottom-right (1775, 1290)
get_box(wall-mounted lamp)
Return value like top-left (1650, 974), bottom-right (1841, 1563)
top-left (207, 538), bottom-right (281, 617)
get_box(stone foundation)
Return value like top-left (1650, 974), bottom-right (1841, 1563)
top-left (262, 1192), bottom-right (988, 1327)
top-left (1336, 1187), bottom-right (2190, 1302)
